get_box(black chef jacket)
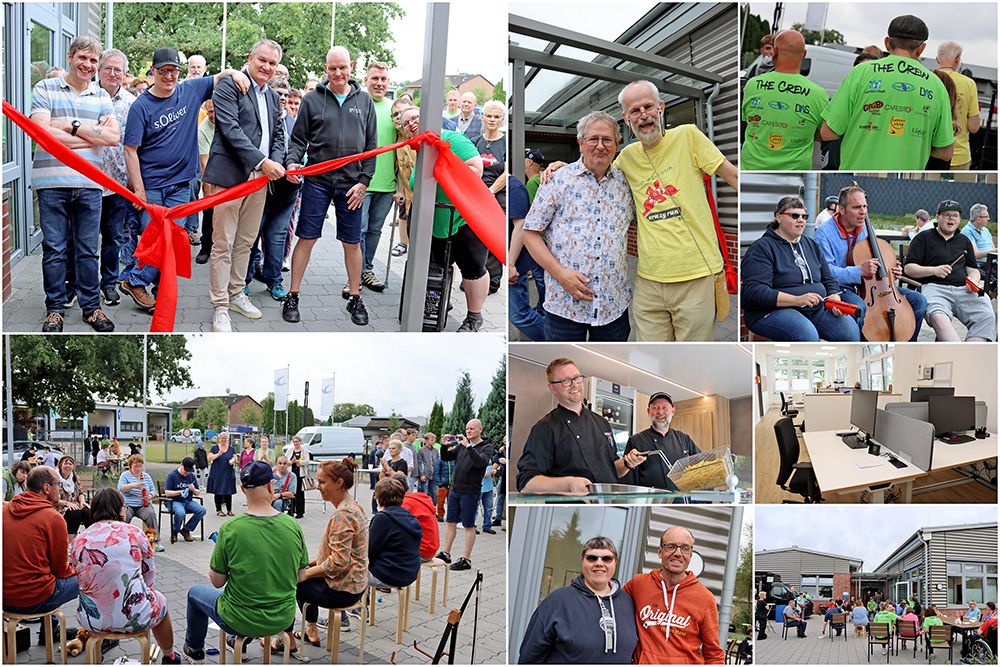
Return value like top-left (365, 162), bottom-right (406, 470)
top-left (516, 405), bottom-right (620, 491)
top-left (622, 427), bottom-right (700, 491)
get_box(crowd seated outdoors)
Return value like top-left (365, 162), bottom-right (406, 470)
top-left (0, 438), bottom-right (482, 664)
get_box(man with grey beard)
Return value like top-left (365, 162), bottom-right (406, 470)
top-left (622, 392), bottom-right (700, 493)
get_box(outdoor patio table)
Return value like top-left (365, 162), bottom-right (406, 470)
top-left (948, 620), bottom-right (981, 658)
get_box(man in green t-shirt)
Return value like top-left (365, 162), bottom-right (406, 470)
top-left (742, 30), bottom-right (828, 170)
top-left (820, 14), bottom-right (954, 170)
top-left (444, 89), bottom-right (460, 119)
top-left (181, 461), bottom-right (309, 662)
top-left (524, 149), bottom-right (544, 203)
top-left (357, 62), bottom-right (396, 295)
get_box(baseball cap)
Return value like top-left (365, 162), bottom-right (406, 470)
top-left (649, 392), bottom-right (674, 406)
top-left (181, 456), bottom-right (196, 472)
top-left (240, 460), bottom-right (273, 488)
top-left (152, 47), bottom-right (181, 70)
top-left (887, 15), bottom-right (929, 42)
top-left (937, 199), bottom-right (962, 215)
top-left (525, 149), bottom-right (545, 164)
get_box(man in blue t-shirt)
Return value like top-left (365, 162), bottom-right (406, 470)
top-left (164, 456), bottom-right (207, 543)
top-left (121, 47), bottom-right (250, 312)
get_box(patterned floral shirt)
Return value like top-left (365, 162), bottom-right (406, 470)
top-left (523, 159), bottom-right (634, 325)
top-left (102, 84), bottom-right (133, 195)
top-left (71, 521), bottom-right (167, 633)
top-left (318, 495), bottom-right (369, 595)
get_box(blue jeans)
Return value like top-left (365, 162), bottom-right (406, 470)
top-left (360, 190), bottom-right (395, 272)
top-left (66, 192), bottom-right (128, 297)
top-left (120, 182), bottom-right (191, 289)
top-left (544, 309), bottom-right (631, 342)
top-left (185, 585), bottom-right (241, 650)
top-left (272, 499), bottom-right (290, 512)
top-left (479, 490), bottom-right (494, 531)
top-left (747, 306), bottom-right (861, 342)
top-left (848, 288), bottom-right (927, 341)
top-left (37, 188), bottom-right (102, 313)
top-left (171, 498), bottom-right (207, 534)
top-left (509, 267), bottom-right (546, 341)
top-left (185, 178), bottom-right (201, 233)
top-left (246, 180), bottom-right (300, 288)
top-left (494, 483), bottom-right (505, 522)
top-left (3, 575), bottom-right (79, 615)
top-left (417, 478), bottom-right (438, 501)
top-left (118, 205), bottom-right (142, 278)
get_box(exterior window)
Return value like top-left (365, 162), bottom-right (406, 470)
top-left (947, 561), bottom-right (996, 605)
top-left (120, 422), bottom-right (143, 432)
top-left (801, 573), bottom-right (834, 599)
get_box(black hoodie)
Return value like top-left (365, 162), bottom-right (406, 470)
top-left (285, 78), bottom-right (377, 189)
top-left (518, 575), bottom-right (638, 664)
top-left (440, 436), bottom-right (494, 495)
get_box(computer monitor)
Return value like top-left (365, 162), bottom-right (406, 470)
top-left (910, 386), bottom-right (955, 402)
top-left (850, 389), bottom-right (878, 444)
top-left (928, 396), bottom-right (976, 443)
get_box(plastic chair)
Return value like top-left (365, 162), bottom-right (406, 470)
top-left (301, 599), bottom-right (366, 664)
top-left (414, 558), bottom-right (450, 614)
top-left (84, 629), bottom-right (150, 664)
top-left (4, 609), bottom-right (67, 664)
top-left (367, 585), bottom-right (411, 644)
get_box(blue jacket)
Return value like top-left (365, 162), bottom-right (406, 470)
top-left (813, 214), bottom-right (866, 288)
top-left (741, 226), bottom-right (840, 327)
top-left (368, 505), bottom-right (422, 588)
top-left (434, 458), bottom-right (454, 488)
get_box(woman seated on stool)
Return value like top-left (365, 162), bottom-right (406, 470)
top-left (370, 477), bottom-right (422, 588)
top-left (742, 196), bottom-right (861, 342)
top-left (70, 488), bottom-right (180, 664)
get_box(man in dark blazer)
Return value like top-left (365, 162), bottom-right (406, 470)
top-left (203, 38), bottom-right (286, 332)
top-left (456, 91), bottom-right (482, 139)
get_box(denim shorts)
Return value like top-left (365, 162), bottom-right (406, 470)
top-left (445, 491), bottom-right (480, 528)
top-left (296, 180), bottom-right (362, 244)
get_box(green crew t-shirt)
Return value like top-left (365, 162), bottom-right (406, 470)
top-left (211, 513), bottom-right (309, 637)
top-left (822, 54), bottom-right (953, 170)
top-left (368, 96), bottom-right (397, 193)
top-left (742, 71), bottom-right (828, 170)
top-left (409, 129), bottom-right (480, 238)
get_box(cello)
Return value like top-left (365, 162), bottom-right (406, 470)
top-left (846, 182), bottom-right (916, 341)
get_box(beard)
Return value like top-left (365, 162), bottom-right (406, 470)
top-left (652, 415), bottom-right (672, 430)
top-left (632, 112), bottom-right (663, 143)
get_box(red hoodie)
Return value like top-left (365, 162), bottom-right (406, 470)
top-left (2, 491), bottom-right (76, 607)
top-left (401, 492), bottom-right (440, 558)
top-left (623, 569), bottom-right (724, 664)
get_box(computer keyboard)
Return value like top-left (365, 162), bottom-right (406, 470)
top-left (937, 434), bottom-right (975, 444)
top-left (841, 433), bottom-right (867, 449)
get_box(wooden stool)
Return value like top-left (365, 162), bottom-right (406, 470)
top-left (84, 629), bottom-right (150, 664)
top-left (414, 559), bottom-right (450, 614)
top-left (301, 599), bottom-right (366, 664)
top-left (367, 585), bottom-right (411, 644)
top-left (219, 629), bottom-right (292, 665)
top-left (4, 609), bottom-right (67, 664)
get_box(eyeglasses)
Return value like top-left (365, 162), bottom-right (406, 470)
top-left (584, 554), bottom-right (616, 564)
top-left (101, 66), bottom-right (124, 75)
top-left (583, 136), bottom-right (616, 148)
top-left (549, 374), bottom-right (586, 388)
top-left (781, 212), bottom-right (808, 220)
top-left (156, 68), bottom-right (179, 78)
top-left (627, 103), bottom-right (659, 121)
top-left (402, 116), bottom-right (420, 126)
top-left (659, 543), bottom-right (694, 554)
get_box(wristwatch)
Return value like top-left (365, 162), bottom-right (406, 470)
top-left (70, 120), bottom-right (81, 136)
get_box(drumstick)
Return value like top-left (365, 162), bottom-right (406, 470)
top-left (950, 255), bottom-right (966, 266)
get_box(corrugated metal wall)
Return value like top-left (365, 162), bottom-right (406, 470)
top-left (739, 173), bottom-right (807, 247)
top-left (643, 506), bottom-right (734, 604)
top-left (927, 536), bottom-right (949, 607)
top-left (755, 549), bottom-right (857, 589)
top-left (86, 3), bottom-right (101, 36)
top-left (939, 525), bottom-right (999, 560)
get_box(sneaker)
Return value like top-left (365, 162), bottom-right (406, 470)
top-left (188, 231), bottom-right (199, 245)
top-left (341, 615), bottom-right (352, 631)
top-left (229, 292), bottom-right (262, 319)
top-left (195, 249), bottom-right (210, 265)
top-left (64, 290), bottom-right (77, 308)
top-left (362, 269), bottom-right (386, 293)
top-left (225, 635), bottom-right (247, 662)
top-left (83, 309), bottom-right (115, 332)
top-left (154, 542), bottom-right (166, 552)
top-left (342, 284), bottom-right (351, 300)
top-left (282, 292), bottom-right (301, 323)
top-left (162, 650), bottom-right (182, 664)
top-left (101, 284), bottom-right (121, 306)
top-left (121, 278), bottom-right (156, 309)
top-left (449, 557), bottom-right (472, 571)
top-left (482, 528), bottom-right (497, 535)
top-left (102, 639), bottom-right (120, 655)
top-left (437, 516), bottom-right (444, 523)
top-left (492, 518), bottom-right (502, 526)
top-left (182, 643), bottom-right (205, 664)
top-left (346, 294), bottom-right (369, 325)
top-left (282, 257), bottom-right (291, 272)
top-left (42, 312), bottom-right (64, 333)
top-left (457, 312), bottom-right (483, 332)
top-left (316, 615), bottom-right (329, 628)
top-left (213, 308), bottom-right (232, 332)
top-left (269, 284), bottom-right (287, 300)
top-left (435, 550), bottom-right (451, 564)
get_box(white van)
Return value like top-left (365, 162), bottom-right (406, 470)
top-left (289, 426), bottom-right (364, 461)
top-left (741, 46), bottom-right (856, 98)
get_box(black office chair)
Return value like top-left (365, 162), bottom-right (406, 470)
top-left (780, 392), bottom-right (805, 432)
top-left (774, 417), bottom-right (824, 503)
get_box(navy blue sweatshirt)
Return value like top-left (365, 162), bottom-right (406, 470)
top-left (741, 226), bottom-right (840, 327)
top-left (368, 505), bottom-right (422, 588)
top-left (518, 575), bottom-right (637, 664)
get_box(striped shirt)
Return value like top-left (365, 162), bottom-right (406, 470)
top-left (117, 470), bottom-right (156, 507)
top-left (318, 495), bottom-right (369, 595)
top-left (30, 74), bottom-right (114, 190)
top-left (102, 84), bottom-right (134, 194)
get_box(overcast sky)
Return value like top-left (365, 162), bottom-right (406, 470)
top-left (746, 3), bottom-right (997, 66)
top-left (155, 334), bottom-right (506, 421)
top-left (756, 505), bottom-right (998, 571)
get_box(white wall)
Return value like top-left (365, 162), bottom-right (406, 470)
top-left (899, 345), bottom-right (998, 432)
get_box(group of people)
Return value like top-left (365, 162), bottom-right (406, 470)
top-left (29, 35), bottom-right (502, 333)
top-left (741, 15), bottom-right (981, 171)
top-left (742, 185), bottom-right (995, 342)
top-left (509, 79), bottom-right (738, 343)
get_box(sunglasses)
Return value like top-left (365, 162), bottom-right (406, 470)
top-left (781, 212), bottom-right (808, 220)
top-left (584, 554), bottom-right (615, 564)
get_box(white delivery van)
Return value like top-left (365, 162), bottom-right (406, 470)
top-left (742, 46), bottom-right (856, 98)
top-left (288, 426), bottom-right (365, 461)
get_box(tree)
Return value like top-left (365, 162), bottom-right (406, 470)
top-left (238, 403), bottom-right (261, 429)
top-left (791, 23), bottom-right (846, 47)
top-left (332, 402), bottom-right (376, 423)
top-left (444, 370), bottom-right (475, 435)
top-left (6, 335), bottom-right (193, 419)
top-left (426, 401), bottom-right (445, 441)
top-left (197, 398), bottom-right (229, 432)
top-left (288, 399), bottom-right (303, 436)
top-left (480, 356), bottom-right (506, 443)
top-left (471, 83), bottom-right (489, 105)
top-left (491, 78), bottom-right (505, 102)
top-left (260, 394), bottom-right (275, 434)
top-left (388, 409), bottom-right (401, 433)
top-left (733, 524), bottom-right (754, 630)
top-left (740, 8), bottom-right (771, 69)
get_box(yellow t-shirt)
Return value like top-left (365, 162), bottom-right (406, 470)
top-left (613, 125), bottom-right (725, 283)
top-left (946, 70), bottom-right (980, 166)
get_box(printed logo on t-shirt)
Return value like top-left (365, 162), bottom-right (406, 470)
top-left (888, 116), bottom-right (906, 136)
top-left (747, 115), bottom-right (761, 123)
top-left (859, 121), bottom-right (880, 133)
top-left (767, 133), bottom-right (783, 150)
top-left (639, 604), bottom-right (693, 630)
top-left (864, 101), bottom-right (883, 115)
top-left (868, 80), bottom-right (883, 91)
top-left (768, 100), bottom-right (789, 111)
top-left (749, 97), bottom-right (761, 108)
top-left (642, 180), bottom-right (679, 217)
top-left (892, 82), bottom-right (915, 93)
top-left (480, 153), bottom-right (499, 167)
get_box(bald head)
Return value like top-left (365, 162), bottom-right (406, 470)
top-left (773, 30), bottom-right (807, 73)
top-left (662, 526), bottom-right (695, 545)
top-left (325, 46), bottom-right (353, 95)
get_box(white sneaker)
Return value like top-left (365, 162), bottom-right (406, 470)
top-left (229, 293), bottom-right (262, 319)
top-left (213, 308), bottom-right (232, 332)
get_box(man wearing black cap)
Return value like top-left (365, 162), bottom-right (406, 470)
top-left (122, 47), bottom-right (250, 314)
top-left (164, 456), bottom-right (207, 543)
top-left (904, 200), bottom-right (995, 341)
top-left (820, 15), bottom-right (953, 170)
top-left (524, 150), bottom-right (544, 201)
top-left (622, 392), bottom-right (701, 494)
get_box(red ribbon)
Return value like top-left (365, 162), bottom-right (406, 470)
top-left (824, 298), bottom-right (859, 316)
top-left (3, 99), bottom-right (505, 331)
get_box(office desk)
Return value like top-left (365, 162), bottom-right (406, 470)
top-left (931, 435), bottom-right (997, 471)
top-left (802, 431), bottom-right (925, 503)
